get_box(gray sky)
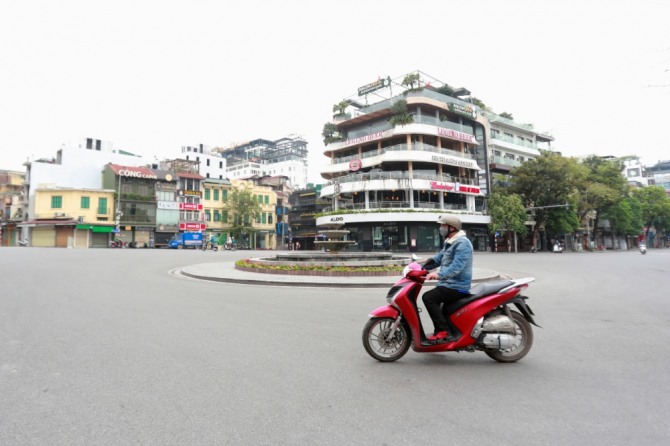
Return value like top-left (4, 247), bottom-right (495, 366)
top-left (1, 0), bottom-right (668, 183)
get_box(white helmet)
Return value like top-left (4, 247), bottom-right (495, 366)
top-left (436, 215), bottom-right (462, 230)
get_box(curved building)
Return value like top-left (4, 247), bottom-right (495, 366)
top-left (317, 74), bottom-right (491, 252)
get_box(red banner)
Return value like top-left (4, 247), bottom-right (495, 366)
top-left (179, 203), bottom-right (203, 211)
top-left (179, 223), bottom-right (206, 231)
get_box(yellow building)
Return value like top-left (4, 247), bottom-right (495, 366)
top-left (202, 178), bottom-right (233, 244)
top-left (25, 187), bottom-right (115, 247)
top-left (230, 179), bottom-right (278, 249)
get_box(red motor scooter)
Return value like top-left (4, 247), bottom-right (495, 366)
top-left (362, 257), bottom-right (540, 363)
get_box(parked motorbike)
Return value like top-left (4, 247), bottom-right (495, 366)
top-left (17, 239), bottom-right (28, 247)
top-left (223, 242), bottom-right (237, 251)
top-left (553, 242), bottom-right (563, 253)
top-left (640, 243), bottom-right (647, 255)
top-left (362, 257), bottom-right (540, 363)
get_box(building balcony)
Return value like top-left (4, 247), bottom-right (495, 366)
top-left (322, 145), bottom-right (480, 178)
top-left (489, 156), bottom-right (521, 173)
top-left (320, 201), bottom-right (468, 213)
top-left (489, 135), bottom-right (541, 158)
top-left (332, 142), bottom-right (473, 165)
top-left (320, 172), bottom-right (481, 198)
top-left (324, 120), bottom-right (478, 155)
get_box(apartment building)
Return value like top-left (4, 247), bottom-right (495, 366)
top-left (317, 72), bottom-right (490, 252)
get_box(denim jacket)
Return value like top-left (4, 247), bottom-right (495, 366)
top-left (431, 230), bottom-right (473, 292)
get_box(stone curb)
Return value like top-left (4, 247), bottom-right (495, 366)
top-left (176, 262), bottom-right (501, 288)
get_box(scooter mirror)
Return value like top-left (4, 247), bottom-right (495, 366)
top-left (411, 254), bottom-right (418, 261)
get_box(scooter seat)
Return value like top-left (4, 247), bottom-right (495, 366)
top-left (468, 280), bottom-right (514, 299)
top-left (441, 280), bottom-right (514, 317)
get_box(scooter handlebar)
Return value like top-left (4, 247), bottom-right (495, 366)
top-left (405, 268), bottom-right (428, 283)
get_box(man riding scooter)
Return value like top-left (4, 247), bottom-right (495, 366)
top-left (422, 215), bottom-right (473, 342)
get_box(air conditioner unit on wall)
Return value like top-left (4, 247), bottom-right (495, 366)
top-left (54, 212), bottom-right (66, 217)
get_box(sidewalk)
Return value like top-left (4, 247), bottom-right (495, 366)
top-left (175, 261), bottom-right (501, 288)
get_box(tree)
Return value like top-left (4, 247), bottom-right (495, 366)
top-left (332, 100), bottom-right (349, 116)
top-left (224, 186), bottom-right (262, 239)
top-left (579, 155), bottom-right (629, 237)
top-left (488, 192), bottom-right (528, 252)
top-left (499, 111), bottom-right (514, 120)
top-left (401, 73), bottom-right (421, 90)
top-left (436, 84), bottom-right (454, 96)
top-left (389, 99), bottom-right (413, 127)
top-left (322, 122), bottom-right (342, 145)
top-left (602, 196), bottom-right (643, 248)
top-left (470, 97), bottom-right (488, 111)
top-left (632, 186), bottom-right (670, 243)
top-left (509, 152), bottom-right (588, 249)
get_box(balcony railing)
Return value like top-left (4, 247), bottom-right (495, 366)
top-left (329, 171), bottom-right (478, 186)
top-left (345, 114), bottom-right (475, 141)
top-left (333, 142), bottom-right (473, 164)
top-left (490, 133), bottom-right (541, 151)
top-left (320, 202), bottom-right (467, 213)
top-left (490, 156), bottom-right (521, 168)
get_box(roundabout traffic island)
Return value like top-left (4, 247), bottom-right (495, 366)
top-left (235, 222), bottom-right (416, 277)
top-left (234, 254), bottom-right (409, 277)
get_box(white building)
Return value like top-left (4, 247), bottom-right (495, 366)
top-left (22, 139), bottom-right (151, 224)
top-left (216, 136), bottom-right (309, 189)
top-left (180, 144), bottom-right (228, 180)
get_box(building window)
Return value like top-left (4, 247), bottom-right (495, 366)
top-left (97, 198), bottom-right (108, 214)
top-left (51, 196), bottom-right (63, 209)
top-left (268, 214), bottom-right (273, 224)
top-left (264, 195), bottom-right (269, 204)
top-left (222, 190), bottom-right (228, 201)
top-left (223, 211), bottom-right (228, 223)
top-left (262, 213), bottom-right (267, 224)
top-left (214, 210), bottom-right (220, 222)
top-left (219, 161), bottom-right (223, 168)
top-left (204, 188), bottom-right (211, 200)
top-left (205, 210), bottom-right (211, 221)
top-left (81, 196), bottom-right (90, 209)
top-left (213, 189), bottom-right (219, 201)
top-left (207, 159), bottom-right (210, 167)
top-left (258, 195), bottom-right (263, 204)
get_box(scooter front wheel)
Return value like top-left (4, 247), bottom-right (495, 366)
top-left (362, 317), bottom-right (411, 362)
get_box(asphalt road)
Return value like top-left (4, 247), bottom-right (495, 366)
top-left (1, 247), bottom-right (669, 445)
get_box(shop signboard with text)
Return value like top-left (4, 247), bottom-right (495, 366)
top-left (179, 223), bottom-right (206, 231)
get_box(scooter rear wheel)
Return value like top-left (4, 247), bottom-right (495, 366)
top-left (485, 311), bottom-right (533, 363)
top-left (362, 317), bottom-right (411, 362)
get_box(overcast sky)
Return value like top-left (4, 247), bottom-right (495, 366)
top-left (1, 0), bottom-right (668, 182)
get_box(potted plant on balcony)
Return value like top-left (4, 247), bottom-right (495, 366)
top-left (332, 100), bottom-right (350, 120)
top-left (401, 72), bottom-right (423, 93)
top-left (389, 99), bottom-right (413, 127)
top-left (322, 122), bottom-right (344, 145)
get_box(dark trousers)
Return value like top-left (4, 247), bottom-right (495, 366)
top-left (422, 286), bottom-right (469, 333)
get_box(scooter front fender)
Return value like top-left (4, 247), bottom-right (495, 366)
top-left (368, 305), bottom-right (400, 319)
